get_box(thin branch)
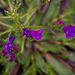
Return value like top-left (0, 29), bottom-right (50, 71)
top-left (21, 3), bottom-right (45, 19)
top-left (25, 26), bottom-right (52, 29)
top-left (21, 36), bottom-right (25, 54)
top-left (0, 21), bottom-right (12, 27)
top-left (8, 0), bottom-right (12, 12)
top-left (0, 16), bottom-right (14, 19)
top-left (0, 29), bottom-right (11, 36)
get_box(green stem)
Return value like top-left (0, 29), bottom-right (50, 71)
top-left (3, 67), bottom-right (9, 75)
top-left (0, 29), bottom-right (11, 36)
top-left (21, 12), bottom-right (29, 19)
top-left (25, 26), bottom-right (51, 29)
top-left (7, 24), bottom-right (17, 40)
top-left (0, 21), bottom-right (12, 28)
top-left (21, 36), bottom-right (25, 54)
top-left (52, 11), bottom-right (73, 23)
top-left (24, 8), bottom-right (37, 26)
top-left (18, 25), bottom-right (22, 32)
top-left (0, 16), bottom-right (14, 19)
top-left (21, 3), bottom-right (45, 19)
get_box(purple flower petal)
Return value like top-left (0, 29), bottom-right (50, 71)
top-left (30, 29), bottom-right (43, 41)
top-left (59, 20), bottom-right (65, 25)
top-left (8, 43), bottom-right (12, 47)
top-left (38, 29), bottom-right (43, 34)
top-left (9, 35), bottom-right (15, 44)
top-left (26, 32), bottom-right (31, 38)
top-left (63, 26), bottom-right (75, 39)
top-left (5, 44), bottom-right (8, 52)
top-left (23, 28), bottom-right (29, 35)
top-left (9, 49), bottom-right (12, 55)
top-left (3, 35), bottom-right (17, 62)
top-left (22, 28), bottom-right (31, 38)
top-left (1, 50), bottom-right (6, 55)
top-left (10, 54), bottom-right (15, 60)
top-left (56, 20), bottom-right (65, 25)
top-left (22, 28), bottom-right (43, 41)
top-left (63, 26), bottom-right (68, 33)
top-left (56, 22), bottom-right (59, 25)
top-left (8, 43), bottom-right (15, 48)
top-left (14, 46), bottom-right (18, 51)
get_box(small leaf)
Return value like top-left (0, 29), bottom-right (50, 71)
top-left (45, 54), bottom-right (74, 75)
top-left (34, 52), bottom-right (48, 73)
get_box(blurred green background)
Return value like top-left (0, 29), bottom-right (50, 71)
top-left (0, 0), bottom-right (75, 75)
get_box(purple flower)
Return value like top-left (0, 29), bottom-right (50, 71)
top-left (9, 35), bottom-right (15, 44)
top-left (14, 46), bottom-right (18, 51)
top-left (30, 29), bottom-right (43, 41)
top-left (59, 20), bottom-right (65, 25)
top-left (56, 20), bottom-right (65, 25)
top-left (10, 54), bottom-right (15, 60)
top-left (9, 54), bottom-right (15, 62)
top-left (5, 35), bottom-right (15, 52)
top-left (5, 43), bottom-right (15, 53)
top-left (22, 28), bottom-right (31, 38)
top-left (4, 43), bottom-right (15, 61)
top-left (56, 22), bottom-right (59, 25)
top-left (1, 50), bottom-right (6, 55)
top-left (3, 35), bottom-right (17, 62)
top-left (8, 49), bottom-right (12, 55)
top-left (63, 26), bottom-right (75, 39)
top-left (5, 44), bottom-right (8, 52)
top-left (22, 28), bottom-right (28, 36)
top-left (22, 28), bottom-right (43, 41)
top-left (1, 35), bottom-right (18, 62)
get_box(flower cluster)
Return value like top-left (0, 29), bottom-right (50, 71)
top-left (56, 20), bottom-right (65, 25)
top-left (1, 35), bottom-right (18, 62)
top-left (1, 28), bottom-right (43, 62)
top-left (1, 20), bottom-right (74, 62)
top-left (22, 28), bottom-right (43, 41)
top-left (63, 25), bottom-right (75, 39)
top-left (56, 20), bottom-right (75, 39)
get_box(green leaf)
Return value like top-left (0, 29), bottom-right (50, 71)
top-left (45, 54), bottom-right (74, 75)
top-left (40, 42), bottom-right (61, 53)
top-left (24, 65), bottom-right (37, 75)
top-left (34, 52), bottom-right (48, 73)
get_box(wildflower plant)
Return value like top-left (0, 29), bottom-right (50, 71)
top-left (0, 0), bottom-right (75, 75)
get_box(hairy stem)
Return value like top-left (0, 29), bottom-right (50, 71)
top-left (0, 21), bottom-right (12, 27)
top-left (0, 29), bottom-right (11, 36)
